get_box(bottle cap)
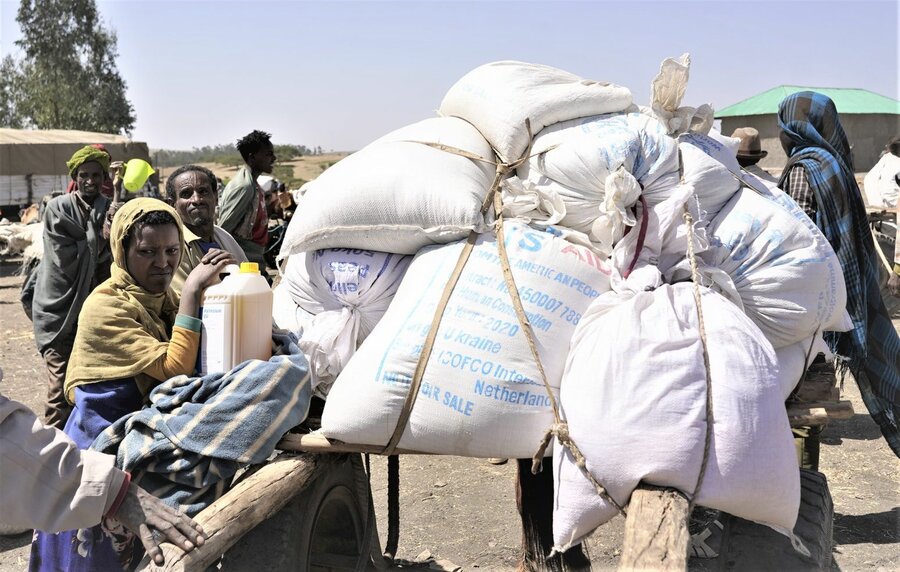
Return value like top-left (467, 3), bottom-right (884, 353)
top-left (240, 262), bottom-right (259, 274)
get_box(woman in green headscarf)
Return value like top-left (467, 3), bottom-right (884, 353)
top-left (31, 198), bottom-right (235, 572)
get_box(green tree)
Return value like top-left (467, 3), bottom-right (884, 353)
top-left (0, 56), bottom-right (25, 128)
top-left (2, 0), bottom-right (135, 133)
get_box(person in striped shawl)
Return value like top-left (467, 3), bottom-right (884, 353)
top-left (777, 91), bottom-right (899, 457)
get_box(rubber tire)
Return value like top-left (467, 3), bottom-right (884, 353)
top-left (698, 469), bottom-right (833, 571)
top-left (221, 454), bottom-right (375, 571)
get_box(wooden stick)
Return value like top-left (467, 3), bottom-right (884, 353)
top-left (139, 453), bottom-right (329, 572)
top-left (619, 486), bottom-right (690, 572)
top-left (277, 432), bottom-right (431, 455)
top-left (871, 225), bottom-right (894, 273)
top-left (788, 400), bottom-right (854, 427)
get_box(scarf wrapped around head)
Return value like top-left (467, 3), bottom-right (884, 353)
top-left (65, 198), bottom-right (185, 402)
top-left (66, 145), bottom-right (112, 179)
top-left (778, 91), bottom-right (900, 456)
top-left (778, 92), bottom-right (853, 171)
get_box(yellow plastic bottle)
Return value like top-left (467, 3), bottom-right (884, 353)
top-left (200, 262), bottom-right (273, 374)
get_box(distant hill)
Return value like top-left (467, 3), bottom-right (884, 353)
top-left (155, 152), bottom-right (350, 191)
top-left (152, 144), bottom-right (314, 169)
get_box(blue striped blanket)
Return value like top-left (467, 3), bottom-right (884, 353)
top-left (92, 334), bottom-right (312, 515)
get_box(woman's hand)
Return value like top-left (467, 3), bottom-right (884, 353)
top-left (186, 249), bottom-right (237, 291)
top-left (110, 161), bottom-right (125, 187)
top-left (889, 270), bottom-right (900, 297)
top-left (178, 249), bottom-right (238, 317)
top-left (115, 482), bottom-right (206, 565)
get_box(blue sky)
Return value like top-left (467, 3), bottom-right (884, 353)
top-left (1, 0), bottom-right (897, 151)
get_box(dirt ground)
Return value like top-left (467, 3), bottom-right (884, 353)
top-left (0, 253), bottom-right (897, 571)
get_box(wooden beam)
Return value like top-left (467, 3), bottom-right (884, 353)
top-left (277, 432), bottom-right (430, 455)
top-left (619, 486), bottom-right (690, 572)
top-left (787, 400), bottom-right (854, 427)
top-left (139, 453), bottom-right (329, 572)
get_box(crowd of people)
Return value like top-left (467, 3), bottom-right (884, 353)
top-left (1, 93), bottom-right (899, 571)
top-left (3, 130), bottom-right (276, 569)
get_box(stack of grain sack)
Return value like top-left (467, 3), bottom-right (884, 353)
top-left (274, 54), bottom-right (851, 554)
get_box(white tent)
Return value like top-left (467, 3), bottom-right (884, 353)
top-left (0, 128), bottom-right (151, 207)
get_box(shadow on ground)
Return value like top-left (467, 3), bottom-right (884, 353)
top-left (0, 531), bottom-right (32, 552)
top-left (833, 510), bottom-right (900, 545)
top-left (821, 413), bottom-right (886, 444)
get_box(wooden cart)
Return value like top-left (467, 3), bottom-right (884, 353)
top-left (136, 356), bottom-right (852, 572)
top-left (139, 187), bottom-right (879, 572)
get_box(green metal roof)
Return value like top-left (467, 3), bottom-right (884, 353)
top-left (715, 86), bottom-right (899, 118)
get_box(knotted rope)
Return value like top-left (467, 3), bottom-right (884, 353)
top-left (681, 207), bottom-right (714, 509)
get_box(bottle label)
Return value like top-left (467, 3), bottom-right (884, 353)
top-left (201, 304), bottom-right (227, 374)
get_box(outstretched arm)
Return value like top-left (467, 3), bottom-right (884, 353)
top-left (0, 393), bottom-right (205, 565)
top-left (116, 482), bottom-right (206, 565)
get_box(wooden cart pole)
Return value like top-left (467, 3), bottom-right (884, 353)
top-left (277, 432), bottom-right (428, 455)
top-left (139, 453), bottom-right (333, 572)
top-left (618, 485), bottom-right (690, 572)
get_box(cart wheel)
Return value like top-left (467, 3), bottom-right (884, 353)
top-left (222, 454), bottom-right (376, 571)
top-left (696, 469), bottom-right (833, 571)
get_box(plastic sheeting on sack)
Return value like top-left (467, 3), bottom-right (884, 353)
top-left (643, 53), bottom-right (714, 137)
top-left (275, 249), bottom-right (411, 395)
top-left (279, 117), bottom-right (496, 258)
top-left (553, 282), bottom-right (799, 552)
top-left (320, 221), bottom-right (614, 458)
top-left (510, 112), bottom-right (680, 253)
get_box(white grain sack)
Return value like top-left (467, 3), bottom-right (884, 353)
top-left (513, 112), bottom-right (679, 251)
top-left (702, 187), bottom-right (850, 348)
top-left (276, 249), bottom-right (411, 394)
top-left (439, 61), bottom-right (633, 163)
top-left (553, 283), bottom-right (799, 552)
top-left (279, 117), bottom-right (496, 257)
top-left (320, 221), bottom-right (614, 458)
top-left (677, 132), bottom-right (743, 221)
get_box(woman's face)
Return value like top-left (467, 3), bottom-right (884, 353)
top-left (779, 131), bottom-right (795, 156)
top-left (125, 223), bottom-right (181, 293)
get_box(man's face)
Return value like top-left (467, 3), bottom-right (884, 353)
top-left (250, 143), bottom-right (276, 174)
top-left (75, 161), bottom-right (105, 199)
top-left (172, 171), bottom-right (217, 235)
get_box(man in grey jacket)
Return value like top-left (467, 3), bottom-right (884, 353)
top-left (31, 146), bottom-right (114, 428)
top-left (0, 391), bottom-right (206, 566)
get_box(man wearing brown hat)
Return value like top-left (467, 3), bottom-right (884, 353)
top-left (732, 127), bottom-right (778, 186)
